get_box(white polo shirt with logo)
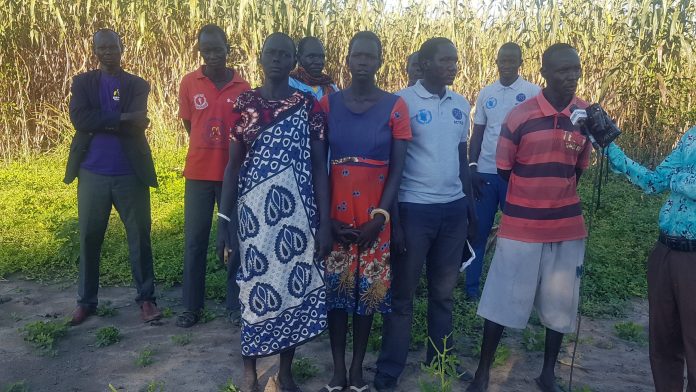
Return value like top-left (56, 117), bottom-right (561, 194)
top-left (397, 80), bottom-right (471, 204)
top-left (473, 77), bottom-right (540, 174)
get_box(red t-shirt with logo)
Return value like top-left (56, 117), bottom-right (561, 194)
top-left (495, 93), bottom-right (592, 243)
top-left (179, 67), bottom-right (251, 181)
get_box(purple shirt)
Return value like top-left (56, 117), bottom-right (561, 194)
top-left (81, 73), bottom-right (134, 175)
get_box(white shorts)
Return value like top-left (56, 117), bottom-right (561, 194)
top-left (477, 237), bottom-right (585, 334)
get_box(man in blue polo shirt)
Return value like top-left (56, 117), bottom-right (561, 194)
top-left (375, 37), bottom-right (477, 391)
top-left (465, 42), bottom-right (540, 300)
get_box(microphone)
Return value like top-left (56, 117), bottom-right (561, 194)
top-left (569, 105), bottom-right (599, 148)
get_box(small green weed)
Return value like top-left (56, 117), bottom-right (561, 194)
top-left (199, 308), bottom-right (217, 323)
top-left (95, 326), bottom-right (121, 347)
top-left (10, 312), bottom-right (22, 322)
top-left (218, 380), bottom-right (240, 392)
top-left (20, 319), bottom-right (69, 356)
top-left (161, 307), bottom-right (174, 318)
top-left (96, 301), bottom-right (118, 317)
top-left (171, 333), bottom-right (192, 346)
top-left (419, 335), bottom-right (460, 392)
top-left (292, 357), bottom-right (319, 383)
top-left (614, 321), bottom-right (647, 345)
top-left (2, 380), bottom-right (29, 392)
top-left (522, 328), bottom-right (545, 352)
top-left (139, 381), bottom-right (165, 392)
top-left (136, 348), bottom-right (155, 367)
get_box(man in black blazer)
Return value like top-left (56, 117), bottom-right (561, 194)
top-left (65, 28), bottom-right (161, 325)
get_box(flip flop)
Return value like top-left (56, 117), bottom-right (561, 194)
top-left (534, 377), bottom-right (563, 392)
top-left (319, 385), bottom-right (345, 392)
top-left (349, 385), bottom-right (370, 392)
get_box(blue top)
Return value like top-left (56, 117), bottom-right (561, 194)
top-left (289, 77), bottom-right (338, 101)
top-left (326, 92), bottom-right (400, 162)
top-left (81, 73), bottom-right (134, 175)
top-left (607, 126), bottom-right (696, 240)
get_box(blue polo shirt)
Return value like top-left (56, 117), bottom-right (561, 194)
top-left (397, 80), bottom-right (471, 204)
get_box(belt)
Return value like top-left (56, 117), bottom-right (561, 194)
top-left (330, 156), bottom-right (388, 166)
top-left (659, 232), bottom-right (696, 252)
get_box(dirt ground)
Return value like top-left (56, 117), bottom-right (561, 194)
top-left (0, 279), bottom-right (656, 392)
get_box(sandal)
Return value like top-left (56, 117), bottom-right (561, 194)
top-left (349, 385), bottom-right (370, 392)
top-left (175, 310), bottom-right (200, 328)
top-left (319, 384), bottom-right (345, 392)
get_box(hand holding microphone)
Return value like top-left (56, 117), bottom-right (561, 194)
top-left (570, 104), bottom-right (622, 148)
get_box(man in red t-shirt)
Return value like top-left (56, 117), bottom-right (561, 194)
top-left (468, 43), bottom-right (591, 392)
top-left (177, 24), bottom-right (250, 328)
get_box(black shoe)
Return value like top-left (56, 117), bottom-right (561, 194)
top-left (176, 310), bottom-right (200, 328)
top-left (373, 372), bottom-right (396, 392)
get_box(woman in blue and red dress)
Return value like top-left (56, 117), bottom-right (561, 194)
top-left (319, 31), bottom-right (411, 392)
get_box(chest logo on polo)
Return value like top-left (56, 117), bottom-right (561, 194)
top-left (452, 108), bottom-right (465, 125)
top-left (112, 89), bottom-right (120, 102)
top-left (194, 93), bottom-right (208, 110)
top-left (416, 109), bottom-right (432, 124)
top-left (485, 97), bottom-right (497, 109)
top-left (516, 93), bottom-right (527, 102)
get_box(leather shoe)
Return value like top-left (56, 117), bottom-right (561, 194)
top-left (70, 305), bottom-right (94, 326)
top-left (373, 372), bottom-right (396, 392)
top-left (140, 301), bottom-right (162, 322)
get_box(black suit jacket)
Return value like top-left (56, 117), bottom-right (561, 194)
top-left (64, 69), bottom-right (158, 187)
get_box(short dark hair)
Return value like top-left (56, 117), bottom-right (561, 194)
top-left (197, 24), bottom-right (227, 45)
top-left (418, 37), bottom-right (454, 62)
top-left (92, 28), bottom-right (121, 46)
top-left (297, 36), bottom-right (323, 56)
top-left (542, 43), bottom-right (576, 68)
top-left (498, 42), bottom-right (522, 58)
top-left (348, 31), bottom-right (382, 58)
top-left (261, 32), bottom-right (296, 55)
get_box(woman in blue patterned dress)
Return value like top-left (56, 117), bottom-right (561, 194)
top-left (218, 32), bottom-right (332, 392)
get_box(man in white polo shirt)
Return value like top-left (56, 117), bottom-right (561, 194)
top-left (375, 37), bottom-right (477, 391)
top-left (465, 42), bottom-right (540, 300)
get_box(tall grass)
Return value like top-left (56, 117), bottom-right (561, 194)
top-left (1, 0), bottom-right (695, 162)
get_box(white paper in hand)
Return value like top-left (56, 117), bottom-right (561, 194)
top-left (460, 240), bottom-right (476, 272)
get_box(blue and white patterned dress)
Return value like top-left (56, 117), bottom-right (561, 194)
top-left (231, 89), bottom-right (328, 357)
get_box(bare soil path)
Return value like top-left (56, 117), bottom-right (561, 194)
top-left (0, 279), bottom-right (654, 392)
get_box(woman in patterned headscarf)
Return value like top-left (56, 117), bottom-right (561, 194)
top-left (289, 36), bottom-right (339, 100)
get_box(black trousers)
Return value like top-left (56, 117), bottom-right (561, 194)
top-left (648, 241), bottom-right (696, 391)
top-left (377, 198), bottom-right (469, 379)
top-left (77, 169), bottom-right (156, 307)
top-left (182, 179), bottom-right (240, 312)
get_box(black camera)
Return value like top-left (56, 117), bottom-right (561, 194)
top-left (581, 104), bottom-right (622, 148)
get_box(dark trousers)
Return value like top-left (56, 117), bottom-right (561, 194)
top-left (377, 197), bottom-right (469, 379)
top-left (466, 173), bottom-right (507, 297)
top-left (182, 179), bottom-right (240, 312)
top-left (648, 241), bottom-right (696, 392)
top-left (77, 169), bottom-right (155, 307)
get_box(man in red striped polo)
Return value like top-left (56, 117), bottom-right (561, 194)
top-left (467, 43), bottom-right (591, 392)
